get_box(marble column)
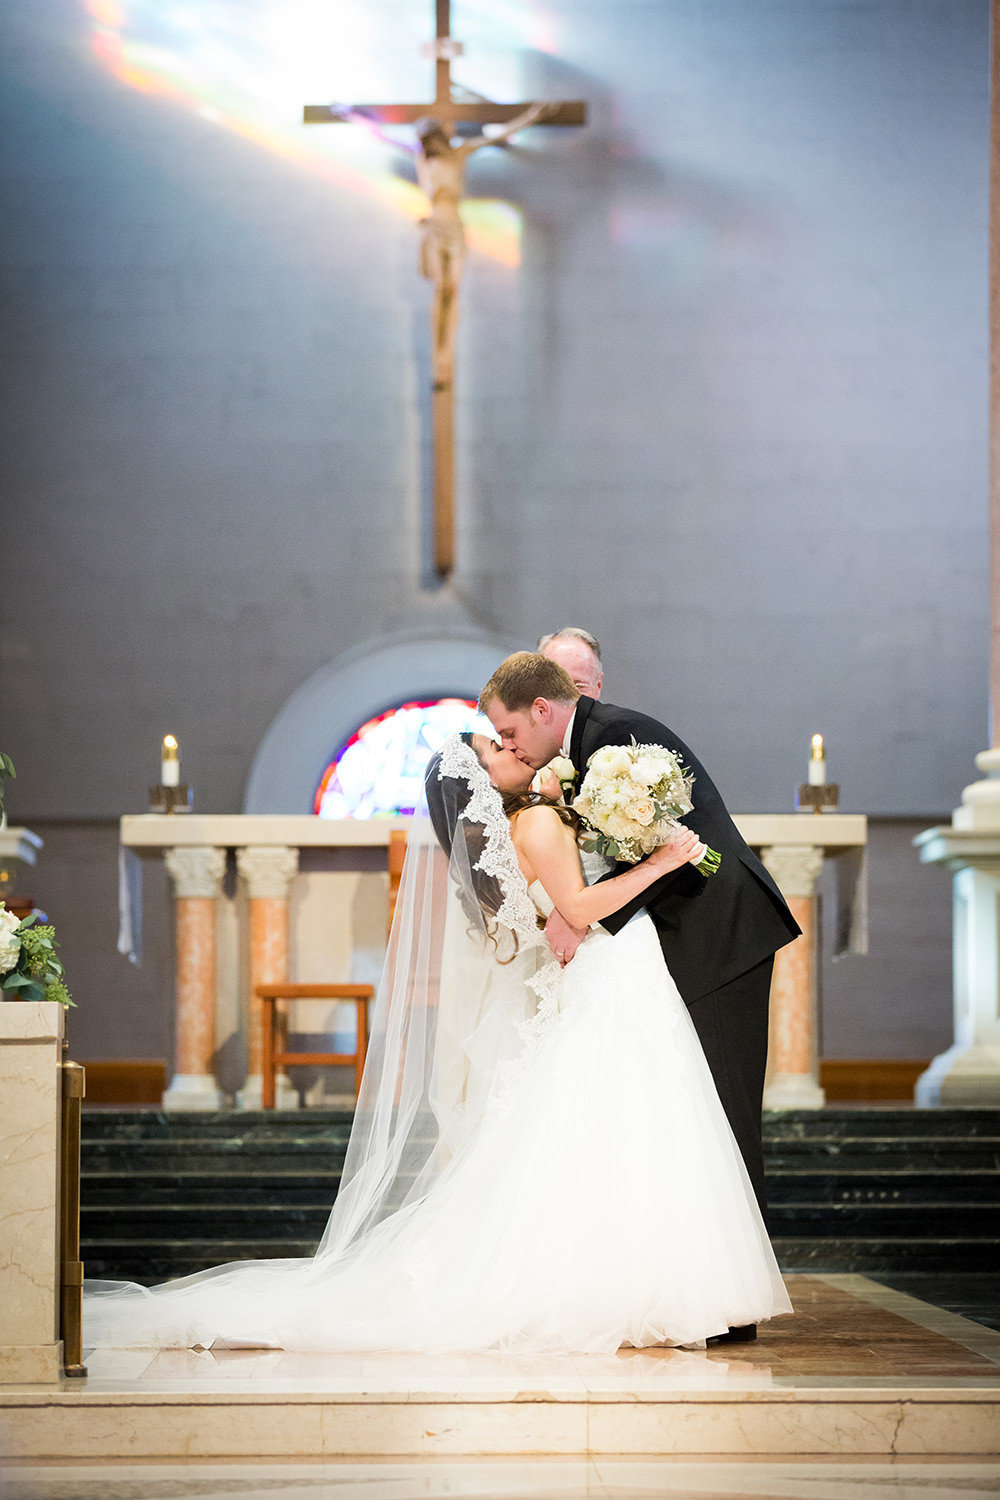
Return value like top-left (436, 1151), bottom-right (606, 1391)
top-left (163, 846), bottom-right (226, 1112)
top-left (761, 845), bottom-right (826, 1109)
top-left (236, 845), bottom-right (299, 1110)
top-left (915, 770), bottom-right (1000, 1105)
top-left (0, 1002), bottom-right (64, 1382)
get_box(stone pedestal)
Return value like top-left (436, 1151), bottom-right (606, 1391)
top-left (236, 846), bottom-right (299, 1110)
top-left (0, 1003), bottom-right (64, 1382)
top-left (761, 845), bottom-right (826, 1109)
top-left (163, 847), bottom-right (226, 1112)
top-left (915, 749), bottom-right (1000, 1106)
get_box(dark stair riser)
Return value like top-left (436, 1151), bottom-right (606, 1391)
top-left (773, 1239), bottom-right (1000, 1273)
top-left (83, 1238), bottom-right (1000, 1285)
top-left (767, 1172), bottom-right (1000, 1205)
top-left (80, 1168), bottom-right (1000, 1209)
top-left (82, 1199), bottom-right (1000, 1242)
top-left (767, 1203), bottom-right (1000, 1237)
top-left (83, 1205), bottom-right (334, 1238)
top-left (82, 1174), bottom-right (345, 1207)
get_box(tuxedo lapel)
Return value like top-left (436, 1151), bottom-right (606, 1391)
top-left (569, 696), bottom-right (595, 788)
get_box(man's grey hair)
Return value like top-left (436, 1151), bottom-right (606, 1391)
top-left (536, 627), bottom-right (602, 665)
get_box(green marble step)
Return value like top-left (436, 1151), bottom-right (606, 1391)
top-left (772, 1238), bottom-right (1000, 1273)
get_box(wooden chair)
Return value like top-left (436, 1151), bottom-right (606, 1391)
top-left (258, 830), bottom-right (407, 1109)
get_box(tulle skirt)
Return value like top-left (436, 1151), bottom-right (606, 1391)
top-left (84, 916), bottom-right (792, 1354)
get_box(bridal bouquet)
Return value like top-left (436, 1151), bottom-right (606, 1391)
top-left (574, 741), bottom-right (721, 876)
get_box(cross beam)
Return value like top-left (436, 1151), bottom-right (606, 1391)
top-left (305, 0), bottom-right (585, 578)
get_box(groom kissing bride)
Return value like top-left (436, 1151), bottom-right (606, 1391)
top-left (480, 649), bottom-right (801, 1340)
top-left (85, 647), bottom-right (798, 1358)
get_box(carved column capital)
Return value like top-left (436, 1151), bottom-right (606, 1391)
top-left (164, 846), bottom-right (226, 899)
top-left (760, 844), bottom-right (824, 899)
top-left (236, 845), bottom-right (299, 900)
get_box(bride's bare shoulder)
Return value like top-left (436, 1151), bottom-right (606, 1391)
top-left (508, 802), bottom-right (572, 847)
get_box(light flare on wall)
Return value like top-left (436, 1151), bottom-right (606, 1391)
top-left (82, 0), bottom-right (542, 266)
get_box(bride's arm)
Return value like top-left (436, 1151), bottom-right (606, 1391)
top-left (512, 807), bottom-right (704, 931)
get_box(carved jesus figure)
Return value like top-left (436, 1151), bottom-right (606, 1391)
top-left (339, 104), bottom-right (553, 387)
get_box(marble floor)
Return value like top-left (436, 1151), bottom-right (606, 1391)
top-left (2, 1455), bottom-right (999, 1500)
top-left (1, 1276), bottom-right (999, 1468)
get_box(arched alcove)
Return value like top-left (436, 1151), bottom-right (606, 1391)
top-left (243, 629), bottom-right (519, 813)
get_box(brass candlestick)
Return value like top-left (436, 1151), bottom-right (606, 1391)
top-left (796, 782), bottom-right (839, 814)
top-left (149, 784), bottom-right (192, 814)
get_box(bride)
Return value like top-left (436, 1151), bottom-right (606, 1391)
top-left (84, 732), bottom-right (791, 1354)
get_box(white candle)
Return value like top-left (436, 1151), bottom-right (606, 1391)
top-left (161, 735), bottom-right (180, 787)
top-left (807, 733), bottom-right (826, 786)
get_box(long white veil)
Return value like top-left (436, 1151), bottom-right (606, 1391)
top-left (313, 731), bottom-right (554, 1255)
top-left (84, 734), bottom-right (560, 1347)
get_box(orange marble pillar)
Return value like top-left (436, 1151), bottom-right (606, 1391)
top-left (235, 846), bottom-right (299, 1110)
top-left (761, 845), bottom-right (825, 1109)
top-left (163, 846), bottom-right (226, 1111)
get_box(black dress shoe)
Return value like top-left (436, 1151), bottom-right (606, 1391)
top-left (706, 1324), bottom-right (757, 1347)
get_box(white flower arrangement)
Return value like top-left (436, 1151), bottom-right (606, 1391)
top-left (0, 906), bottom-right (21, 975)
top-left (574, 740), bottom-right (721, 876)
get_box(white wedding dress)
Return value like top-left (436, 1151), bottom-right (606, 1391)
top-left (84, 843), bottom-right (792, 1356)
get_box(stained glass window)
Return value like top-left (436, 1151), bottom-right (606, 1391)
top-left (314, 698), bottom-right (493, 819)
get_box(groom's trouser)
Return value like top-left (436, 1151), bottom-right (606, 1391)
top-left (686, 955), bottom-right (773, 1214)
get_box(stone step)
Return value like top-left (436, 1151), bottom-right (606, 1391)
top-left (79, 1107), bottom-right (1000, 1140)
top-left (79, 1166), bottom-right (1000, 1209)
top-left (766, 1171), bottom-right (1000, 1204)
top-left (766, 1202), bottom-right (1000, 1237)
top-left (80, 1236), bottom-right (1000, 1286)
top-left (772, 1238), bottom-right (1000, 1273)
top-left (80, 1198), bottom-right (1000, 1243)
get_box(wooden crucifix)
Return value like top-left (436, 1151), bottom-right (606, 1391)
top-left (304, 0), bottom-right (585, 577)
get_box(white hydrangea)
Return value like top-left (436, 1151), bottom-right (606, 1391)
top-left (0, 905), bottom-right (21, 976)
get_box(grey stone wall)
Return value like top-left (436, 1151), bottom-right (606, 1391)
top-left (0, 1), bottom-right (987, 1059)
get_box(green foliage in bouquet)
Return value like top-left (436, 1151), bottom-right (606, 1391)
top-left (0, 903), bottom-right (74, 1008)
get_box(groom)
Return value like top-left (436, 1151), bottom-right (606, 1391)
top-left (480, 652), bottom-right (800, 1336)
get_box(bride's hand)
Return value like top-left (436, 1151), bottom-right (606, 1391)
top-left (648, 828), bottom-right (705, 874)
top-left (537, 768), bottom-right (562, 800)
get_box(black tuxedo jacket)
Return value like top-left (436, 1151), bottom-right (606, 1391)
top-left (568, 697), bottom-right (801, 1005)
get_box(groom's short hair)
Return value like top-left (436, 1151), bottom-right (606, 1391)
top-left (480, 652), bottom-right (580, 712)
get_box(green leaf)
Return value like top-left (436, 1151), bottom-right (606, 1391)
top-left (2, 972), bottom-right (34, 990)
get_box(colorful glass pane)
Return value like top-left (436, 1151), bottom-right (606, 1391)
top-left (314, 698), bottom-right (493, 819)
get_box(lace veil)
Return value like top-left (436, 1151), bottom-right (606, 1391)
top-left (312, 731), bottom-right (556, 1261)
top-left (83, 734), bottom-right (561, 1344)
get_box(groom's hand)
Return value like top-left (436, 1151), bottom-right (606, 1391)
top-left (545, 909), bottom-right (587, 966)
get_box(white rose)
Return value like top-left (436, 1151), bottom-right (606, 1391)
top-left (632, 798), bottom-right (656, 826)
top-left (0, 906), bottom-right (21, 976)
top-left (630, 757), bottom-right (661, 788)
top-left (607, 810), bottom-right (634, 840)
top-left (589, 747), bottom-right (620, 775)
top-left (546, 756), bottom-right (575, 783)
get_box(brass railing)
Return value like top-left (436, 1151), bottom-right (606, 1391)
top-left (59, 1051), bottom-right (87, 1377)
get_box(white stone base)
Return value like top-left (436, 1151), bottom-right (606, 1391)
top-left (0, 1342), bottom-right (62, 1384)
top-left (763, 1072), bottom-right (826, 1110)
top-left (236, 1073), bottom-right (300, 1110)
top-left (916, 1043), bottom-right (1000, 1107)
top-left (162, 1073), bottom-right (224, 1112)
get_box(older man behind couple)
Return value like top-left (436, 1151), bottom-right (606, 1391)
top-left (481, 647), bottom-right (801, 1293)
